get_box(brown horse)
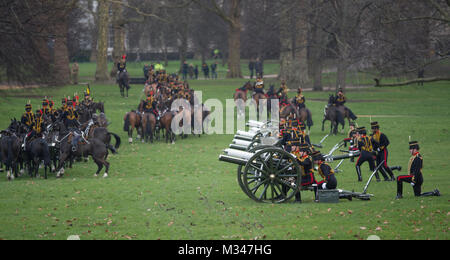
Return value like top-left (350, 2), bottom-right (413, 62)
top-left (141, 112), bottom-right (156, 143)
top-left (123, 111), bottom-right (141, 143)
top-left (234, 81), bottom-right (252, 117)
top-left (280, 103), bottom-right (300, 121)
top-left (160, 111), bottom-right (176, 144)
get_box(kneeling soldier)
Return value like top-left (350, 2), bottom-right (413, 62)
top-left (396, 141), bottom-right (440, 199)
top-left (311, 151), bottom-right (337, 190)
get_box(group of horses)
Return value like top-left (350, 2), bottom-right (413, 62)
top-left (233, 81), bottom-right (355, 135)
top-left (0, 100), bottom-right (121, 181)
top-left (123, 81), bottom-right (211, 144)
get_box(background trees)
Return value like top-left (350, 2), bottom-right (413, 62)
top-left (0, 0), bottom-right (448, 87)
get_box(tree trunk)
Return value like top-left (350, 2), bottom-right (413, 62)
top-left (111, 0), bottom-right (126, 78)
top-left (227, 0), bottom-right (242, 78)
top-left (52, 19), bottom-right (71, 86)
top-left (278, 4), bottom-right (293, 82)
top-left (95, 0), bottom-right (110, 82)
top-left (227, 24), bottom-right (242, 78)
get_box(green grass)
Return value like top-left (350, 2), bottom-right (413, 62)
top-left (0, 78), bottom-right (449, 240)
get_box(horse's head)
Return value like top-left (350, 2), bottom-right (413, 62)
top-left (328, 95), bottom-right (335, 105)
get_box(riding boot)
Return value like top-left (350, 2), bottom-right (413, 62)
top-left (375, 171), bottom-right (381, 182)
top-left (396, 179), bottom-right (403, 199)
top-left (420, 189), bottom-right (441, 197)
top-left (383, 166), bottom-right (395, 181)
top-left (356, 165), bottom-right (363, 182)
top-left (390, 166), bottom-right (402, 172)
top-left (312, 184), bottom-right (319, 202)
top-left (378, 167), bottom-right (390, 181)
top-left (295, 191), bottom-right (302, 203)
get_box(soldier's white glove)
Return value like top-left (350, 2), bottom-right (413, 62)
top-left (322, 183), bottom-right (327, 190)
top-left (411, 182), bottom-right (415, 187)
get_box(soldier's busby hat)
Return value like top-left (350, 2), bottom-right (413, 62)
top-left (371, 122), bottom-right (380, 130)
top-left (25, 103), bottom-right (32, 110)
top-left (409, 141), bottom-right (420, 150)
top-left (297, 88), bottom-right (303, 93)
top-left (357, 127), bottom-right (366, 135)
top-left (299, 143), bottom-right (310, 152)
top-left (42, 99), bottom-right (49, 106)
top-left (311, 151), bottom-right (323, 161)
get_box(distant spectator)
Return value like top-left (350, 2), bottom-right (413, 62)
top-left (143, 64), bottom-right (150, 80)
top-left (182, 61), bottom-right (189, 80)
top-left (188, 64), bottom-right (194, 79)
top-left (202, 63), bottom-right (210, 79)
top-left (213, 49), bottom-right (220, 59)
top-left (418, 67), bottom-right (425, 86)
top-left (71, 62), bottom-right (79, 85)
top-left (255, 58), bottom-right (263, 78)
top-left (248, 59), bottom-right (255, 79)
top-left (194, 65), bottom-right (199, 80)
top-left (211, 62), bottom-right (218, 80)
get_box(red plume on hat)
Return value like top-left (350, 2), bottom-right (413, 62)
top-left (122, 54), bottom-right (127, 59)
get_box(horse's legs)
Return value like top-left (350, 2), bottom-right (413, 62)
top-left (93, 157), bottom-right (103, 177)
top-left (322, 119), bottom-right (326, 132)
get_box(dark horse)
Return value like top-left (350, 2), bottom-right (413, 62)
top-left (322, 95), bottom-right (345, 135)
top-left (118, 71), bottom-right (131, 98)
top-left (24, 138), bottom-right (52, 179)
top-left (90, 127), bottom-right (121, 154)
top-left (0, 130), bottom-right (21, 181)
top-left (55, 123), bottom-right (113, 178)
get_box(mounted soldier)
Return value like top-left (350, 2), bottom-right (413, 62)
top-left (21, 102), bottom-right (35, 150)
top-left (334, 88), bottom-right (357, 121)
top-left (61, 100), bottom-right (81, 152)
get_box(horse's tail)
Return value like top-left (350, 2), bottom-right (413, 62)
top-left (124, 113), bottom-right (130, 132)
top-left (306, 109), bottom-right (314, 127)
top-left (108, 132), bottom-right (122, 150)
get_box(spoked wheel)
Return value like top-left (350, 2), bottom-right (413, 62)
top-left (237, 145), bottom-right (283, 197)
top-left (240, 148), bottom-right (301, 203)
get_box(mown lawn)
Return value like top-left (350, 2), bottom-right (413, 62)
top-left (0, 78), bottom-right (448, 240)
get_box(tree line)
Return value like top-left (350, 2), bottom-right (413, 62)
top-left (0, 0), bottom-right (448, 89)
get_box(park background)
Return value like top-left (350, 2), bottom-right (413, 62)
top-left (0, 1), bottom-right (449, 240)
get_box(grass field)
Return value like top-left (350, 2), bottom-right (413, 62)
top-left (0, 71), bottom-right (449, 240)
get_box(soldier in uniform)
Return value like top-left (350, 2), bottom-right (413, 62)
top-left (355, 127), bottom-right (376, 182)
top-left (253, 79), bottom-right (265, 96)
top-left (41, 98), bottom-right (51, 117)
top-left (292, 88), bottom-right (306, 110)
top-left (21, 103), bottom-right (35, 149)
top-left (335, 88), bottom-right (357, 121)
top-left (61, 100), bottom-right (81, 152)
top-left (311, 151), bottom-right (337, 190)
top-left (21, 103), bottom-right (35, 131)
top-left (117, 55), bottom-right (127, 81)
top-left (396, 141), bottom-right (440, 199)
top-left (371, 122), bottom-right (395, 181)
top-left (294, 143), bottom-right (316, 202)
top-left (143, 92), bottom-right (160, 121)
